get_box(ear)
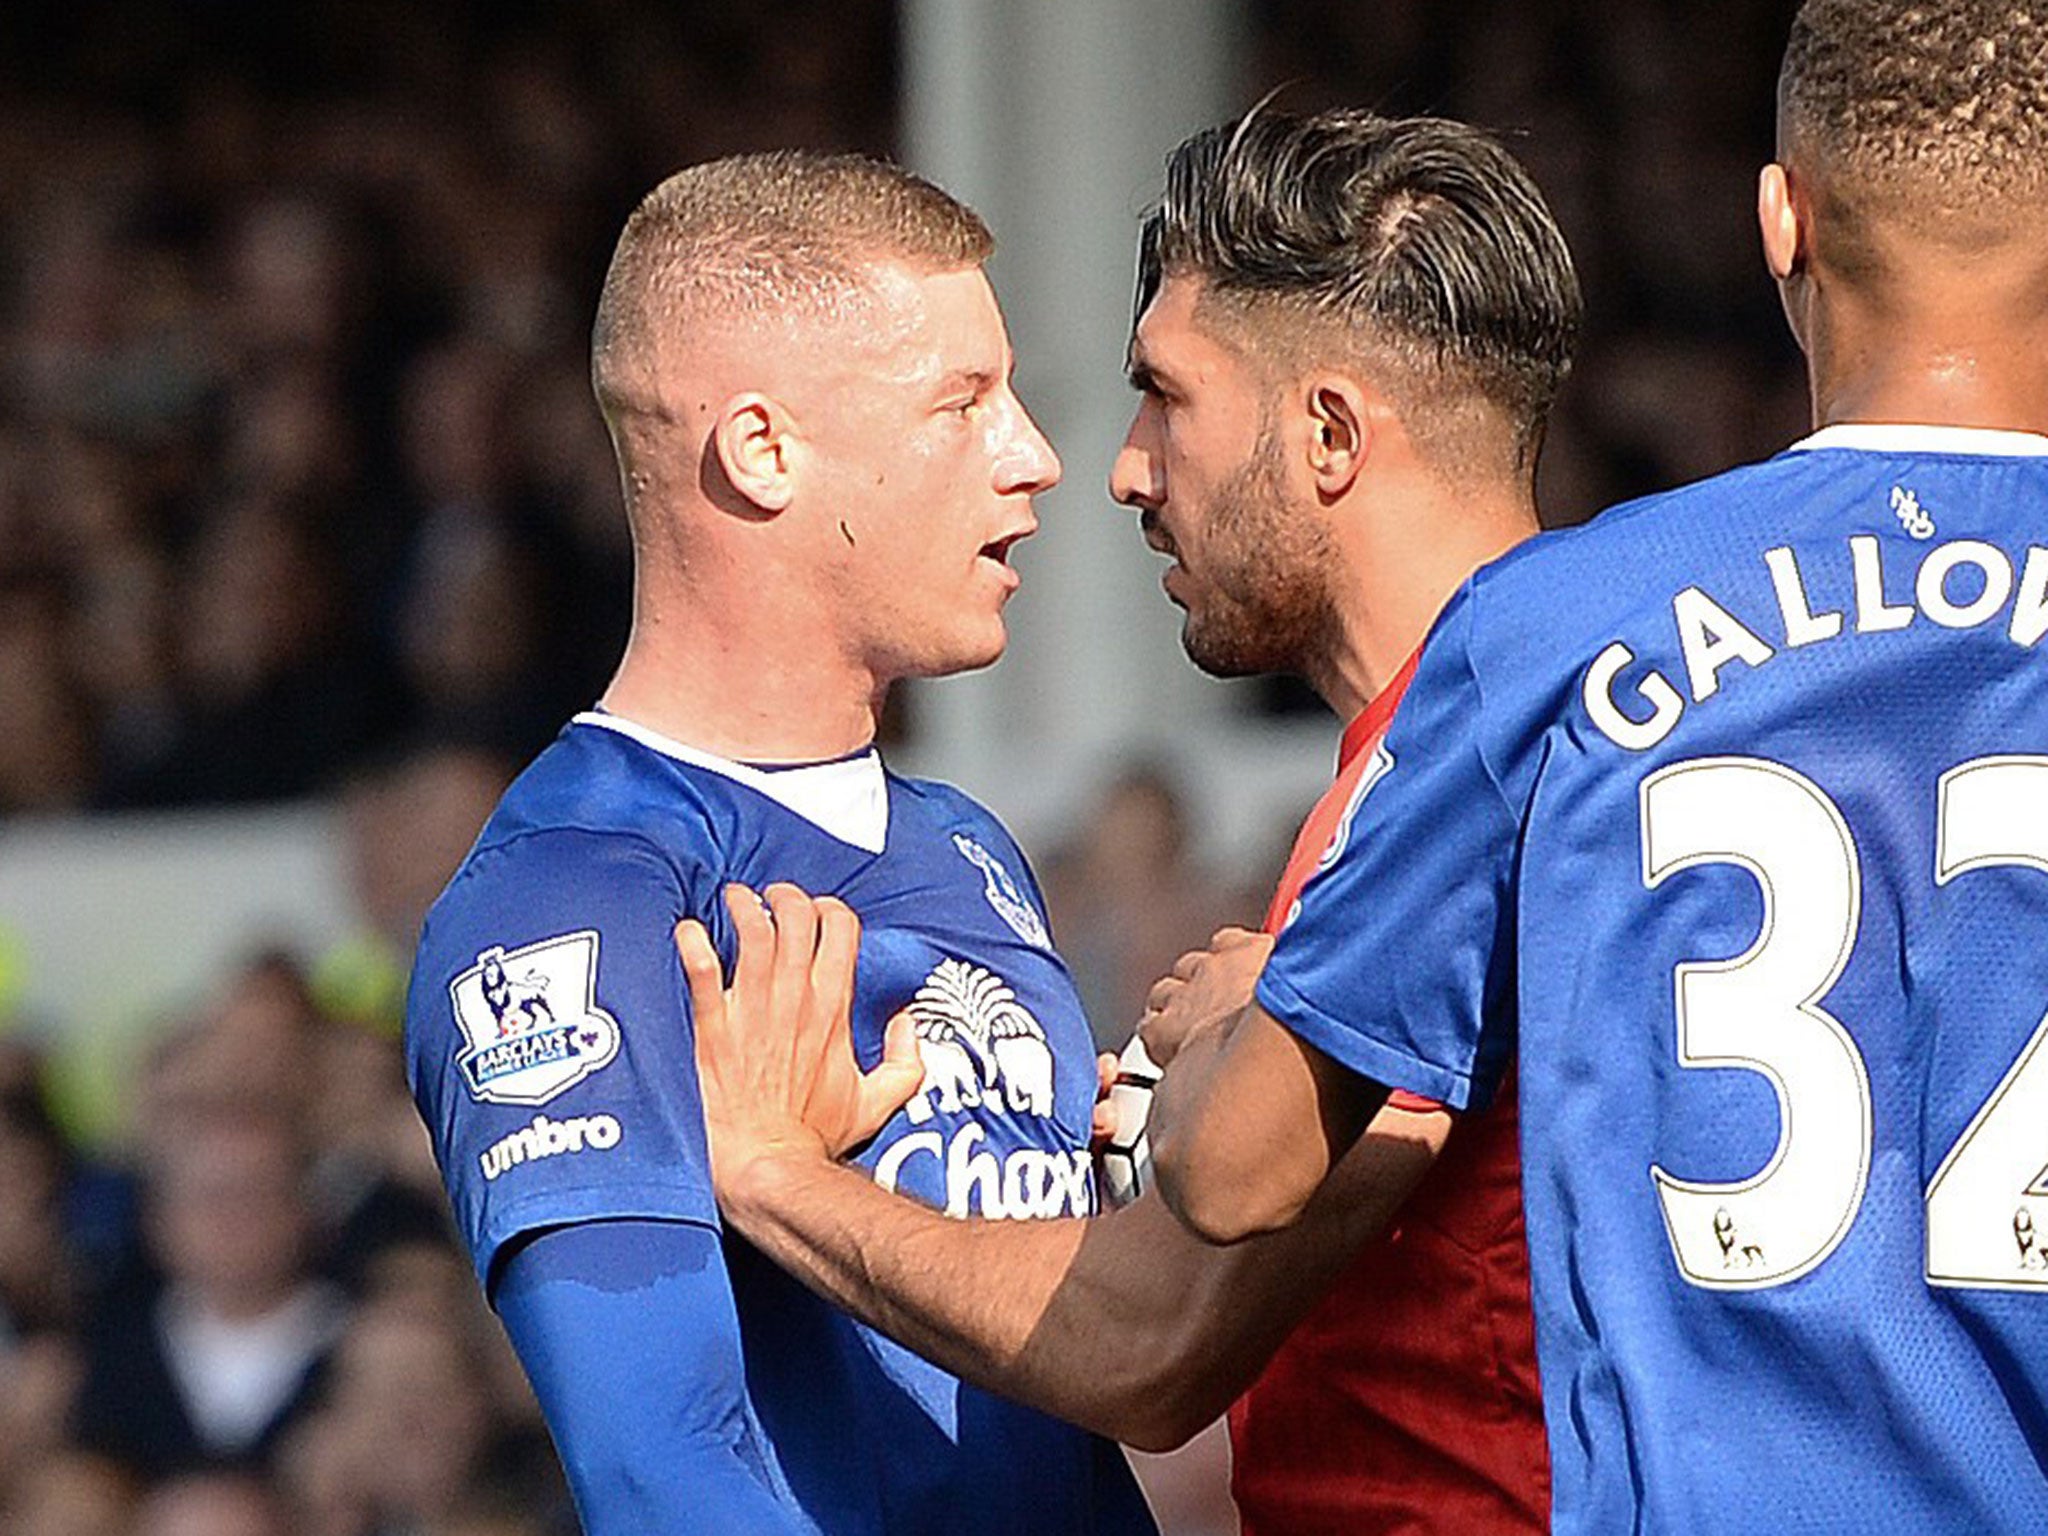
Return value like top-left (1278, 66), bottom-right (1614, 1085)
top-left (1758, 162), bottom-right (1805, 282)
top-left (1302, 373), bottom-right (1373, 498)
top-left (711, 392), bottom-right (796, 514)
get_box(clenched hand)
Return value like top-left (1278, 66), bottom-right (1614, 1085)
top-left (1136, 926), bottom-right (1275, 1068)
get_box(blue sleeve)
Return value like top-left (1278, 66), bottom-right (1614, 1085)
top-left (405, 826), bottom-right (723, 1286)
top-left (1256, 588), bottom-right (1523, 1110)
top-left (495, 1219), bottom-right (817, 1536)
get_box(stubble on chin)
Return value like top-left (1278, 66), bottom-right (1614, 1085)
top-left (1178, 445), bottom-right (1337, 681)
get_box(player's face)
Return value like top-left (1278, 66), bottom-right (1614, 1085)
top-left (1111, 274), bottom-right (1337, 678)
top-left (806, 263), bottom-right (1061, 682)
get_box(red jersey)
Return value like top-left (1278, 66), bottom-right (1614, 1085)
top-left (1229, 651), bottom-right (1549, 1535)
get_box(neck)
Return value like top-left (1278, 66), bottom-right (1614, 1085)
top-left (1310, 473), bottom-right (1539, 721)
top-left (1804, 262), bottom-right (2048, 435)
top-left (604, 558), bottom-right (884, 763)
top-left (1810, 327), bottom-right (2048, 434)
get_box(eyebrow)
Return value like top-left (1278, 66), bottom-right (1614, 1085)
top-left (1125, 357), bottom-right (1171, 395)
top-left (935, 366), bottom-right (1001, 399)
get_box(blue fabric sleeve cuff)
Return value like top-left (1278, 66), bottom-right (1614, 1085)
top-left (1255, 967), bottom-right (1478, 1112)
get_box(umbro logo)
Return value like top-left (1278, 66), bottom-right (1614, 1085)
top-left (479, 1112), bottom-right (622, 1181)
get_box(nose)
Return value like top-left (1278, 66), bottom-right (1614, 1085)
top-left (995, 392), bottom-right (1062, 495)
top-left (1109, 405), bottom-right (1163, 511)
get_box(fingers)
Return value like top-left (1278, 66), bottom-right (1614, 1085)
top-left (882, 1009), bottom-right (921, 1070)
top-left (723, 883), bottom-right (775, 1010)
top-left (1151, 928), bottom-right (1274, 1017)
top-left (810, 896), bottom-right (862, 1039)
top-left (1168, 929), bottom-right (1272, 982)
top-left (762, 882), bottom-right (825, 1097)
top-left (1090, 1051), bottom-right (1120, 1146)
top-left (685, 883), bottom-right (922, 1161)
top-left (1145, 973), bottom-right (1184, 1016)
top-left (762, 881), bottom-right (823, 1022)
top-left (675, 918), bottom-right (725, 1026)
top-left (1136, 1011), bottom-right (1178, 1067)
top-left (1235, 929), bottom-right (1277, 962)
top-left (798, 895), bottom-right (865, 1128)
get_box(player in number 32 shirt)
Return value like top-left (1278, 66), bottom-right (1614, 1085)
top-left (1257, 426), bottom-right (2048, 1530)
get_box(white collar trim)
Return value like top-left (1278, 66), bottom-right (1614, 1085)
top-left (1789, 423), bottom-right (2048, 457)
top-left (572, 712), bottom-right (888, 854)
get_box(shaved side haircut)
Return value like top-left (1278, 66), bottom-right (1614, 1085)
top-left (1780, 0), bottom-right (2048, 202)
top-left (1136, 109), bottom-right (1582, 471)
top-left (591, 151), bottom-right (993, 422)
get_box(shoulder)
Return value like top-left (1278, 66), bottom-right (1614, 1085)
top-left (475, 721), bottom-right (731, 869)
top-left (1386, 462), bottom-right (1792, 805)
top-left (1421, 457), bottom-right (1810, 699)
top-left (888, 770), bottom-right (1054, 935)
top-left (893, 773), bottom-right (1042, 874)
top-left (412, 726), bottom-right (743, 1015)
top-left (888, 771), bottom-right (1019, 849)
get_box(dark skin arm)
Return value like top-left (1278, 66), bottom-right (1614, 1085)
top-left (1147, 988), bottom-right (1394, 1244)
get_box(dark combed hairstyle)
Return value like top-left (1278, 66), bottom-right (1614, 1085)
top-left (1137, 109), bottom-right (1582, 464)
top-left (1780, 0), bottom-right (2048, 200)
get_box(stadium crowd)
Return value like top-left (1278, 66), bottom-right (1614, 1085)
top-left (0, 1), bottom-right (1806, 1529)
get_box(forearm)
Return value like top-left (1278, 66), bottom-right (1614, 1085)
top-left (1113, 1102), bottom-right (1449, 1445)
top-left (495, 1220), bottom-right (813, 1536)
top-left (723, 1151), bottom-right (1275, 1444)
top-left (1151, 1000), bottom-right (1388, 1242)
top-left (722, 1103), bottom-right (1444, 1452)
top-left (683, 885), bottom-right (1415, 1446)
top-left (720, 1152), bottom-right (1129, 1421)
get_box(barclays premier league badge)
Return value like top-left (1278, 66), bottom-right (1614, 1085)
top-left (450, 931), bottom-right (621, 1105)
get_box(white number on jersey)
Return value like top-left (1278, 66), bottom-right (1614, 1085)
top-left (1927, 757), bottom-right (2048, 1290)
top-left (1641, 753), bottom-right (2048, 1293)
top-left (1641, 758), bottom-right (1872, 1288)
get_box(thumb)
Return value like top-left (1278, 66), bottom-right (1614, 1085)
top-left (850, 1010), bottom-right (925, 1145)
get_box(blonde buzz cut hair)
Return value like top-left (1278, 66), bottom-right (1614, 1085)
top-left (591, 151), bottom-right (994, 419)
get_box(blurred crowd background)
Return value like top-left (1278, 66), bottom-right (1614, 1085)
top-left (0, 1), bottom-right (1805, 1530)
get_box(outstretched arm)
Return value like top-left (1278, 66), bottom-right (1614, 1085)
top-left (683, 888), bottom-right (1446, 1452)
top-left (719, 1102), bottom-right (1445, 1451)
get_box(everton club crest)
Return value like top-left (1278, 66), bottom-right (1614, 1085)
top-left (449, 931), bottom-right (622, 1105)
top-left (952, 833), bottom-right (1052, 948)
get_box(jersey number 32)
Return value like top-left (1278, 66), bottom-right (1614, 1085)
top-left (1641, 753), bottom-right (2048, 1294)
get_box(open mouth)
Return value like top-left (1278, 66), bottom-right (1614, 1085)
top-left (979, 533), bottom-right (1026, 566)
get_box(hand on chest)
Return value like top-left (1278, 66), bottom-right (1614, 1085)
top-left (844, 911), bottom-right (1098, 1222)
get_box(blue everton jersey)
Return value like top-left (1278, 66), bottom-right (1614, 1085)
top-left (406, 711), bottom-right (1153, 1536)
top-left (1260, 425), bottom-right (2048, 1532)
